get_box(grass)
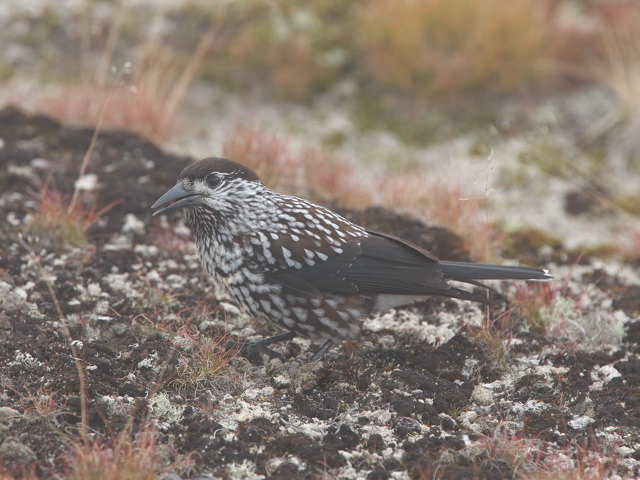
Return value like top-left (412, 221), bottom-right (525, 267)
top-left (22, 67), bottom-right (118, 252)
top-left (356, 0), bottom-right (558, 99)
top-left (418, 424), bottom-right (620, 480)
top-left (222, 123), bottom-right (302, 191)
top-left (22, 180), bottom-right (118, 250)
top-left (17, 387), bottom-right (66, 422)
top-left (31, 1), bottom-right (220, 142)
top-left (582, 2), bottom-right (640, 154)
top-left (472, 308), bottom-right (518, 368)
top-left (63, 424), bottom-right (182, 480)
top-left (222, 122), bottom-right (373, 207)
top-left (504, 265), bottom-right (626, 353)
top-left (170, 327), bottom-right (241, 396)
top-left (2, 0), bottom-right (596, 117)
top-left (511, 282), bottom-right (558, 335)
top-left (471, 270), bottom-right (589, 364)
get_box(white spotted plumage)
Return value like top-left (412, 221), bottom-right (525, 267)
top-left (181, 160), bottom-right (367, 343)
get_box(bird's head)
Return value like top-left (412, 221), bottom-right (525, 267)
top-left (151, 157), bottom-right (263, 220)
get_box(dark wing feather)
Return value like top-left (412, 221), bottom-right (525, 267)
top-left (261, 228), bottom-right (462, 298)
top-left (268, 242), bottom-right (361, 295)
top-left (267, 271), bottom-right (324, 298)
top-left (440, 261), bottom-right (550, 281)
top-left (246, 212), bottom-right (547, 304)
top-left (341, 232), bottom-right (456, 296)
top-left (352, 233), bottom-right (487, 298)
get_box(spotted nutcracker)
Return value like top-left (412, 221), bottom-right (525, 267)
top-left (151, 158), bottom-right (550, 361)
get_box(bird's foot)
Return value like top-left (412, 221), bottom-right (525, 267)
top-left (233, 333), bottom-right (334, 365)
top-left (239, 341), bottom-right (286, 365)
top-left (236, 331), bottom-right (295, 365)
top-left (307, 340), bottom-right (335, 363)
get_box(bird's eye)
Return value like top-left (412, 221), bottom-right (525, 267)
top-left (206, 173), bottom-right (222, 188)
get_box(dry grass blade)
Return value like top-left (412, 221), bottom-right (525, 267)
top-left (23, 179), bottom-right (119, 250)
top-left (64, 425), bottom-right (176, 480)
top-left (170, 328), bottom-right (241, 397)
top-left (585, 24), bottom-right (640, 143)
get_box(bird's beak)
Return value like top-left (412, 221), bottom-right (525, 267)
top-left (151, 183), bottom-right (202, 216)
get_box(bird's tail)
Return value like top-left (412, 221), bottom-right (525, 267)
top-left (440, 261), bottom-right (551, 282)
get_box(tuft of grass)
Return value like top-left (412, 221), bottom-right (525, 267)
top-left (511, 282), bottom-right (557, 335)
top-left (507, 268), bottom-right (625, 352)
top-left (17, 387), bottom-right (66, 422)
top-left (170, 327), bottom-right (241, 396)
top-left (583, 2), bottom-right (640, 154)
top-left (22, 180), bottom-right (117, 250)
top-left (37, 3), bottom-right (219, 142)
top-left (419, 424), bottom-right (620, 480)
top-left (357, 0), bottom-right (558, 98)
top-left (472, 309), bottom-right (518, 368)
top-left (41, 79), bottom-right (172, 142)
top-left (64, 425), bottom-right (179, 480)
top-left (470, 426), bottom-right (541, 478)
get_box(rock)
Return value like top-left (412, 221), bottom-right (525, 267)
top-left (0, 439), bottom-right (36, 465)
top-left (0, 407), bottom-right (20, 420)
top-left (471, 385), bottom-right (494, 406)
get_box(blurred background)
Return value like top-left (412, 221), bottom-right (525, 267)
top-left (1, 0), bottom-right (639, 260)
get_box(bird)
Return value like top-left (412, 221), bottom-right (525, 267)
top-left (151, 157), bottom-right (551, 361)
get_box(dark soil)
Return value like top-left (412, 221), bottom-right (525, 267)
top-left (0, 107), bottom-right (638, 479)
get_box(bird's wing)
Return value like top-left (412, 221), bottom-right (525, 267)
top-left (243, 228), bottom-right (465, 298)
top-left (340, 230), bottom-right (451, 295)
top-left (240, 228), bottom-right (360, 296)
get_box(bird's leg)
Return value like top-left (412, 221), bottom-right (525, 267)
top-left (308, 340), bottom-right (335, 363)
top-left (238, 331), bottom-right (295, 364)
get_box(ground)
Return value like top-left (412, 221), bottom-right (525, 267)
top-left (1, 107), bottom-right (639, 479)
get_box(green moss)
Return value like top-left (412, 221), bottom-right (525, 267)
top-left (574, 244), bottom-right (618, 260)
top-left (502, 227), bottom-right (562, 265)
top-left (352, 91), bottom-right (501, 148)
top-left (612, 194), bottom-right (640, 216)
top-left (517, 139), bottom-right (570, 178)
top-left (20, 216), bottom-right (88, 251)
top-left (322, 130), bottom-right (347, 148)
top-left (468, 138), bottom-right (493, 158)
top-left (351, 94), bottom-right (441, 147)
